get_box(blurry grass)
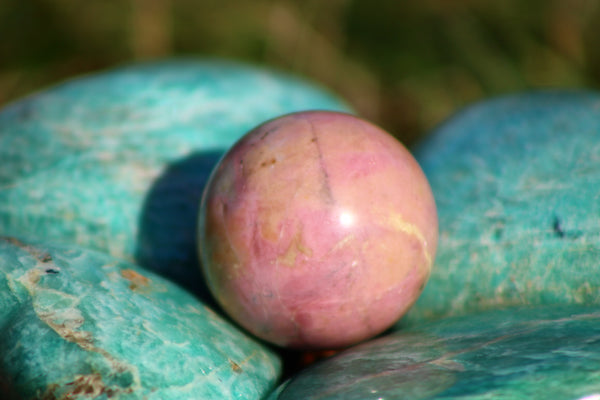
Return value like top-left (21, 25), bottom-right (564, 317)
top-left (1, 0), bottom-right (599, 145)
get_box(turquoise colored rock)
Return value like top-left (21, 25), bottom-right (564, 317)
top-left (271, 305), bottom-right (600, 399)
top-left (0, 236), bottom-right (280, 399)
top-left (404, 91), bottom-right (600, 324)
top-left (0, 59), bottom-right (351, 296)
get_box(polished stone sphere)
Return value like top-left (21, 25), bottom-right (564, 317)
top-left (199, 111), bottom-right (438, 349)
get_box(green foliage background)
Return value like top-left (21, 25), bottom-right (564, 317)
top-left (2, 0), bottom-right (599, 145)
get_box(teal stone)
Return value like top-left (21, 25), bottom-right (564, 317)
top-left (271, 305), bottom-right (600, 399)
top-left (403, 91), bottom-right (600, 325)
top-left (0, 236), bottom-right (280, 399)
top-left (0, 59), bottom-right (351, 296)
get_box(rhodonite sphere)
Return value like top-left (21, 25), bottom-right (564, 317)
top-left (199, 111), bottom-right (438, 349)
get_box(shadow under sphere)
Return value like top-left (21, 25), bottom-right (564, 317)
top-left (136, 150), bottom-right (223, 306)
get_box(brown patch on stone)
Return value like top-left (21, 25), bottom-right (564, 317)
top-left (66, 374), bottom-right (115, 397)
top-left (41, 374), bottom-right (121, 399)
top-left (0, 236), bottom-right (53, 263)
top-left (278, 227), bottom-right (313, 267)
top-left (121, 269), bottom-right (150, 291)
top-left (260, 158), bottom-right (277, 168)
top-left (41, 316), bottom-right (95, 351)
top-left (229, 359), bottom-right (242, 373)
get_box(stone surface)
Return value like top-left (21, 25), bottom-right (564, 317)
top-left (199, 111), bottom-right (437, 349)
top-left (271, 305), bottom-right (600, 399)
top-left (0, 236), bottom-right (280, 399)
top-left (0, 59), bottom-right (351, 297)
top-left (403, 90), bottom-right (600, 325)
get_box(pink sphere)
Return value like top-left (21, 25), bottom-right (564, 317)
top-left (199, 111), bottom-right (438, 349)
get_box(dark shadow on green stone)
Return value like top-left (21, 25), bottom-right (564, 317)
top-left (136, 150), bottom-right (224, 307)
top-left (0, 371), bottom-right (21, 400)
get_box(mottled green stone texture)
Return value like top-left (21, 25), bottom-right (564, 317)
top-left (0, 59), bottom-right (351, 296)
top-left (0, 236), bottom-right (280, 399)
top-left (404, 91), bottom-right (600, 325)
top-left (271, 305), bottom-right (600, 400)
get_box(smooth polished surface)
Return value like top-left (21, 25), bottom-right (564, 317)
top-left (200, 111), bottom-right (437, 349)
top-left (0, 236), bottom-right (280, 399)
top-left (0, 59), bottom-right (351, 296)
top-left (404, 91), bottom-right (600, 325)
top-left (271, 305), bottom-right (600, 400)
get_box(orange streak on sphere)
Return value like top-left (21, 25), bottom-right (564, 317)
top-left (199, 111), bottom-right (438, 349)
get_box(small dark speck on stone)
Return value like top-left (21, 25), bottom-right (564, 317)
top-left (45, 268), bottom-right (60, 274)
top-left (552, 216), bottom-right (565, 238)
top-left (260, 127), bottom-right (277, 140)
top-left (260, 158), bottom-right (277, 168)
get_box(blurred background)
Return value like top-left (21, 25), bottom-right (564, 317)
top-left (1, 0), bottom-right (599, 146)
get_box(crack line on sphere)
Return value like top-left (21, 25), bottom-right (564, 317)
top-left (305, 117), bottom-right (334, 204)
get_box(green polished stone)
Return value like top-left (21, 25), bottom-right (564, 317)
top-left (0, 59), bottom-right (351, 296)
top-left (0, 236), bottom-right (280, 399)
top-left (271, 305), bottom-right (600, 400)
top-left (404, 91), bottom-right (600, 325)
